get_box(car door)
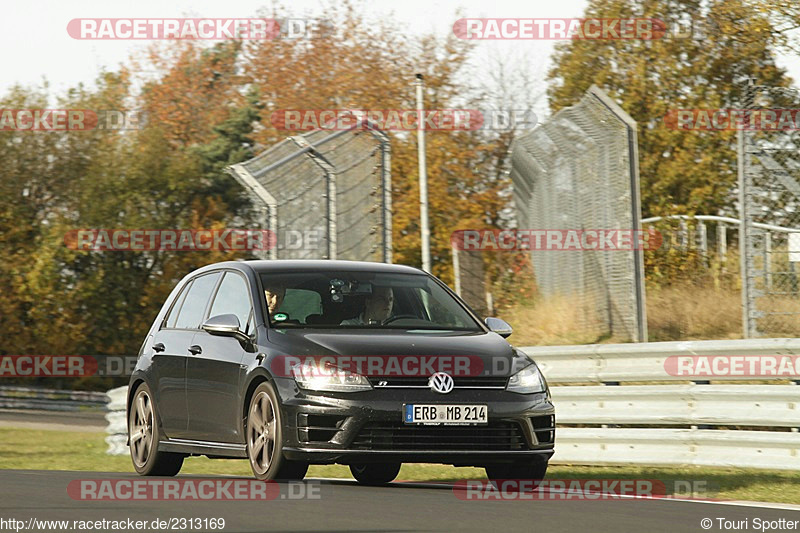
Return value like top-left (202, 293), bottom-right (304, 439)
top-left (185, 270), bottom-right (252, 444)
top-left (151, 272), bottom-right (221, 439)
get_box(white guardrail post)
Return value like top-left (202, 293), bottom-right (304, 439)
top-left (105, 386), bottom-right (128, 456)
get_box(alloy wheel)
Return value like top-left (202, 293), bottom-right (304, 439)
top-left (130, 390), bottom-right (154, 468)
top-left (247, 390), bottom-right (276, 476)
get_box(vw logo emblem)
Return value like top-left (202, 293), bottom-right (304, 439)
top-left (429, 372), bottom-right (454, 394)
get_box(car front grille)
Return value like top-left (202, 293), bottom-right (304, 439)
top-left (351, 421), bottom-right (528, 451)
top-left (368, 376), bottom-right (508, 389)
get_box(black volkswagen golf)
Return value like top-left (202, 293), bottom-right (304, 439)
top-left (127, 260), bottom-right (555, 484)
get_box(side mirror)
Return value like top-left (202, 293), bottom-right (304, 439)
top-left (485, 317), bottom-right (513, 338)
top-left (202, 314), bottom-right (248, 342)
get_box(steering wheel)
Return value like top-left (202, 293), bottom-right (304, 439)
top-left (381, 314), bottom-right (419, 325)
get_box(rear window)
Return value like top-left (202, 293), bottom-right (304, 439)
top-left (164, 282), bottom-right (191, 329)
top-left (173, 272), bottom-right (221, 329)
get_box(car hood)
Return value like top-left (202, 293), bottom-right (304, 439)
top-left (264, 329), bottom-right (530, 377)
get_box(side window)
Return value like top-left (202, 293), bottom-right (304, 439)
top-left (164, 281), bottom-right (192, 329)
top-left (208, 272), bottom-right (253, 331)
top-left (174, 272), bottom-right (221, 329)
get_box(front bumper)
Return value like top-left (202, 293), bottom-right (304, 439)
top-left (273, 377), bottom-right (555, 466)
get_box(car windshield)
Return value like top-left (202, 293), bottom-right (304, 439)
top-left (259, 271), bottom-right (482, 331)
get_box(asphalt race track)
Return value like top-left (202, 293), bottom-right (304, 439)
top-left (0, 410), bottom-right (106, 433)
top-left (1, 470), bottom-right (799, 532)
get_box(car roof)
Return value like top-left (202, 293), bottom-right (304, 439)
top-left (190, 260), bottom-right (426, 277)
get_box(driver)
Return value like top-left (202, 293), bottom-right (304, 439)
top-left (341, 286), bottom-right (394, 325)
top-left (264, 283), bottom-right (286, 316)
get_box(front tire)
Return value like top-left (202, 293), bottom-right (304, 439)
top-left (350, 462), bottom-right (402, 485)
top-left (246, 382), bottom-right (308, 481)
top-left (128, 383), bottom-right (184, 476)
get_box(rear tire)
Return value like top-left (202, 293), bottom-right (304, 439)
top-left (129, 383), bottom-right (184, 476)
top-left (485, 458), bottom-right (547, 482)
top-left (246, 381), bottom-right (308, 481)
top-left (350, 462), bottom-right (402, 485)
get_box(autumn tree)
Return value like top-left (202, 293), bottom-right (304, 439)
top-left (242, 4), bottom-right (523, 284)
top-left (548, 0), bottom-right (800, 218)
top-left (0, 3), bottom-right (536, 383)
top-left (0, 43), bottom-right (263, 389)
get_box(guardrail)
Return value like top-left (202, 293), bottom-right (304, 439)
top-left (104, 339), bottom-right (800, 468)
top-left (554, 428), bottom-right (799, 470)
top-left (522, 337), bottom-right (800, 384)
top-left (522, 338), bottom-right (800, 470)
top-left (552, 384), bottom-right (800, 427)
top-left (0, 385), bottom-right (109, 411)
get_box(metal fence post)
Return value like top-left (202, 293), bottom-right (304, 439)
top-left (225, 163), bottom-right (279, 260)
top-left (698, 221), bottom-right (708, 266)
top-left (764, 232), bottom-right (772, 292)
top-left (381, 136), bottom-right (393, 263)
top-left (738, 124), bottom-right (753, 338)
top-left (679, 219), bottom-right (688, 250)
top-left (452, 244), bottom-right (461, 296)
top-left (291, 136), bottom-right (337, 260)
top-left (362, 124), bottom-right (393, 264)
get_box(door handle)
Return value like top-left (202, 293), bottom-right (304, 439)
top-left (188, 345), bottom-right (202, 355)
top-left (152, 343), bottom-right (166, 353)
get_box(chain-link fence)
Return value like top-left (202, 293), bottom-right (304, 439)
top-left (739, 82), bottom-right (800, 337)
top-left (509, 86), bottom-right (647, 342)
top-left (226, 115), bottom-right (391, 262)
top-left (452, 246), bottom-right (488, 317)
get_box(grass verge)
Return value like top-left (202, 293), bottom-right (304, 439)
top-left (500, 282), bottom-right (746, 346)
top-left (1, 428), bottom-right (798, 504)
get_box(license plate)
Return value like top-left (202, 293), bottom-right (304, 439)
top-left (403, 404), bottom-right (488, 425)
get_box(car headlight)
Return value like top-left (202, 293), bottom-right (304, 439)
top-left (291, 360), bottom-right (372, 392)
top-left (506, 363), bottom-right (547, 394)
